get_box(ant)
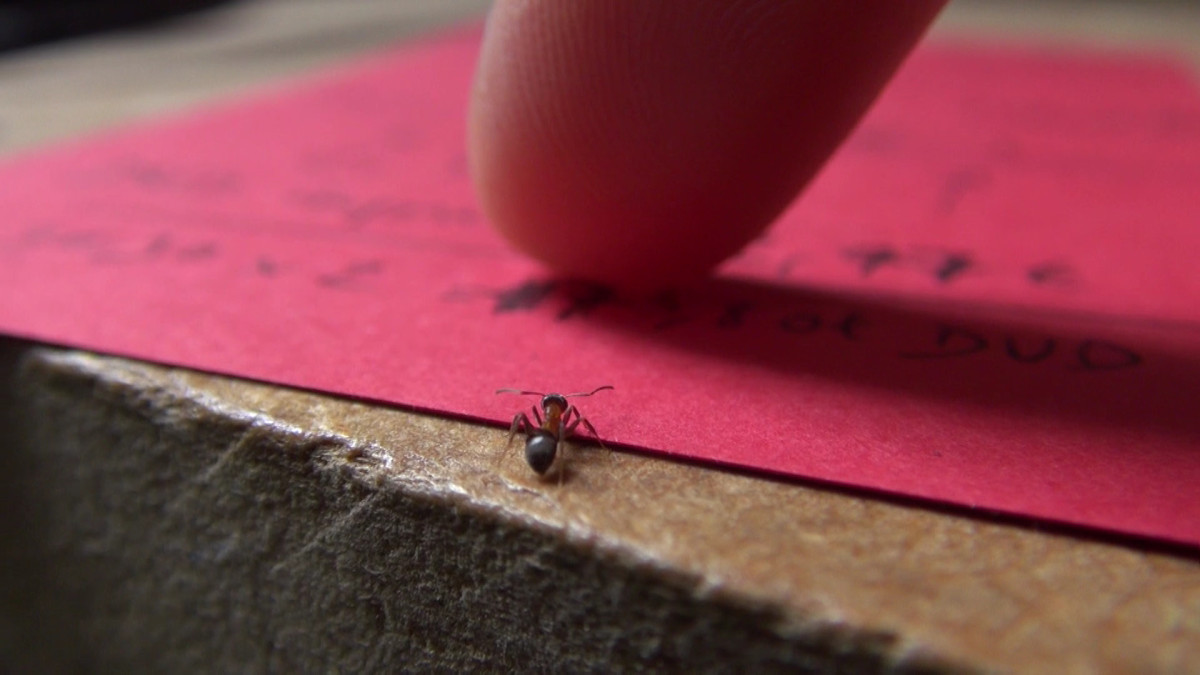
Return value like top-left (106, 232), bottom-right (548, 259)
top-left (495, 385), bottom-right (613, 477)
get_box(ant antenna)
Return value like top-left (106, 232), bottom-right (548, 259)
top-left (495, 385), bottom-right (614, 398)
top-left (564, 385), bottom-right (614, 398)
top-left (495, 388), bottom-right (545, 397)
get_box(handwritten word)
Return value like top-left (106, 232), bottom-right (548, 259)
top-left (900, 325), bottom-right (1142, 371)
top-left (17, 224), bottom-right (218, 266)
top-left (485, 279), bottom-right (1143, 373)
top-left (289, 189), bottom-right (479, 229)
top-left (839, 245), bottom-right (1075, 288)
top-left (105, 158), bottom-right (241, 196)
top-left (315, 259), bottom-right (385, 290)
top-left (747, 242), bottom-right (1080, 290)
top-left (11, 222), bottom-right (389, 294)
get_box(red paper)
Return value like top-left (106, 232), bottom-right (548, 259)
top-left (2, 27), bottom-right (1198, 547)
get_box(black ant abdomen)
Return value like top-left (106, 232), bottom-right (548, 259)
top-left (524, 431), bottom-right (559, 475)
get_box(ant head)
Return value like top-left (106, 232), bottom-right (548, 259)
top-left (541, 393), bottom-right (568, 411)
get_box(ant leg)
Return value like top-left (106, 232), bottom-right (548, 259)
top-left (583, 415), bottom-right (615, 467)
top-left (557, 439), bottom-right (567, 487)
top-left (563, 407), bottom-right (602, 442)
top-left (506, 406), bottom-right (542, 444)
top-left (560, 405), bottom-right (577, 436)
top-left (507, 412), bottom-right (533, 444)
top-left (579, 418), bottom-right (603, 445)
top-left (500, 412), bottom-right (534, 468)
top-left (563, 407), bottom-right (611, 458)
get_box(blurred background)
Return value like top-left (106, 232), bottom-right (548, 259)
top-left (0, 0), bottom-right (235, 51)
top-left (1, 0), bottom-right (1198, 159)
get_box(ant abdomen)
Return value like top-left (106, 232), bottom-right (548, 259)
top-left (524, 432), bottom-right (558, 474)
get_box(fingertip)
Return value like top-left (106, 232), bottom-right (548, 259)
top-left (469, 0), bottom-right (947, 289)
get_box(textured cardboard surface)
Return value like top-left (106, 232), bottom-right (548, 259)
top-left (0, 344), bottom-right (947, 672)
top-left (3, 343), bottom-right (1199, 673)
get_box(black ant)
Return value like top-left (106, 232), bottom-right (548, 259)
top-left (495, 385), bottom-right (613, 476)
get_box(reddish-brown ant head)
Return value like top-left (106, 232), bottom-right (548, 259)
top-left (541, 393), bottom-right (568, 412)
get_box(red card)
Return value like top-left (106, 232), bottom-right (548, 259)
top-left (2, 26), bottom-right (1198, 547)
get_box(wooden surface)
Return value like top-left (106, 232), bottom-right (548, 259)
top-left (2, 1), bottom-right (1199, 672)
